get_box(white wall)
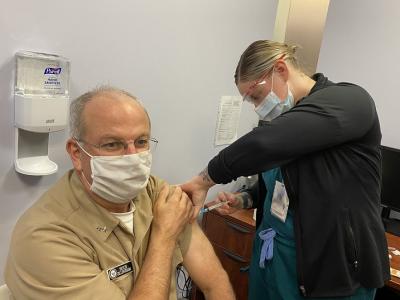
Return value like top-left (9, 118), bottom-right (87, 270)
top-left (318, 0), bottom-right (400, 220)
top-left (0, 0), bottom-right (277, 283)
top-left (318, 0), bottom-right (400, 148)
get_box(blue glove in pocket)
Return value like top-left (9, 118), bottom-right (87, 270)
top-left (258, 228), bottom-right (276, 268)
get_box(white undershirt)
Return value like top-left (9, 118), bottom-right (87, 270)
top-left (111, 203), bottom-right (136, 235)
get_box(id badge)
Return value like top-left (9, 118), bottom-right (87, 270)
top-left (107, 261), bottom-right (133, 281)
top-left (270, 181), bottom-right (289, 222)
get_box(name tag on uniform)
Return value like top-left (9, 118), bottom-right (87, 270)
top-left (271, 181), bottom-right (289, 223)
top-left (107, 261), bottom-right (133, 281)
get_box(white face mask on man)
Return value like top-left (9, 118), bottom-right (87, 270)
top-left (254, 72), bottom-right (294, 121)
top-left (77, 143), bottom-right (152, 204)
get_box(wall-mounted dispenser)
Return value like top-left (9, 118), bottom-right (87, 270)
top-left (14, 51), bottom-right (70, 175)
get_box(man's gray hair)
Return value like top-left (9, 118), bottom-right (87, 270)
top-left (69, 86), bottom-right (150, 140)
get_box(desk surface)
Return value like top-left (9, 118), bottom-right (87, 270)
top-left (225, 208), bottom-right (256, 228)
top-left (385, 232), bottom-right (400, 290)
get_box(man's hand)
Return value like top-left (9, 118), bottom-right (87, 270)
top-left (180, 169), bottom-right (215, 221)
top-left (130, 184), bottom-right (193, 300)
top-left (152, 185), bottom-right (194, 243)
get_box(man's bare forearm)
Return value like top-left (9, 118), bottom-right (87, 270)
top-left (128, 234), bottom-right (176, 300)
top-left (202, 271), bottom-right (235, 300)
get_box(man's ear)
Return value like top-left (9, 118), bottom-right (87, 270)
top-left (66, 138), bottom-right (82, 171)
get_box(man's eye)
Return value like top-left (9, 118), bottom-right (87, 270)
top-left (101, 142), bottom-right (123, 151)
top-left (135, 139), bottom-right (149, 148)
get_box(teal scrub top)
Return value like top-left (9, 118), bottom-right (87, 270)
top-left (248, 168), bottom-right (375, 300)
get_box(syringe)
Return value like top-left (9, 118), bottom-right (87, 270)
top-left (200, 201), bottom-right (228, 214)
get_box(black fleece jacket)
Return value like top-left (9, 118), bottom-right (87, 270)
top-left (207, 73), bottom-right (390, 297)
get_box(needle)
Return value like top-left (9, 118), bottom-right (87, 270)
top-left (200, 201), bottom-right (228, 214)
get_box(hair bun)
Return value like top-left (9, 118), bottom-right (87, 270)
top-left (290, 45), bottom-right (298, 54)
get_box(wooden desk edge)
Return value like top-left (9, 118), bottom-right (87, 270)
top-left (207, 208), bottom-right (256, 228)
top-left (385, 232), bottom-right (400, 291)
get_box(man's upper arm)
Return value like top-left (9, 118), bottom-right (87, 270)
top-left (181, 221), bottom-right (229, 293)
top-left (5, 223), bottom-right (125, 300)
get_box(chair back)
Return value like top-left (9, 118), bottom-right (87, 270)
top-left (0, 284), bottom-right (11, 300)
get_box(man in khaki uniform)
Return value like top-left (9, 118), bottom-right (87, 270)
top-left (5, 87), bottom-right (234, 300)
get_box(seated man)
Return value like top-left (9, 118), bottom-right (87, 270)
top-left (5, 87), bottom-right (234, 300)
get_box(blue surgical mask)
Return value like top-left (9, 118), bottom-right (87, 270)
top-left (254, 73), bottom-right (294, 121)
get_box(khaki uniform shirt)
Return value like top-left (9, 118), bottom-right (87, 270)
top-left (5, 170), bottom-right (191, 300)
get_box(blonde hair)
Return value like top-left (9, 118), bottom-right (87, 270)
top-left (234, 40), bottom-right (300, 84)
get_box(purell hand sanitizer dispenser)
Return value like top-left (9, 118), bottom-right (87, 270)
top-left (14, 51), bottom-right (70, 175)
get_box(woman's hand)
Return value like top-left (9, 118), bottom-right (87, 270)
top-left (210, 192), bottom-right (242, 215)
top-left (209, 191), bottom-right (254, 215)
top-left (180, 169), bottom-right (216, 221)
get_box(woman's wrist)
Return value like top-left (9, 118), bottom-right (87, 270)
top-left (198, 167), bottom-right (216, 188)
top-left (235, 192), bottom-right (253, 209)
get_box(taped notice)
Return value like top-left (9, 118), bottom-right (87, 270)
top-left (214, 96), bottom-right (242, 146)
